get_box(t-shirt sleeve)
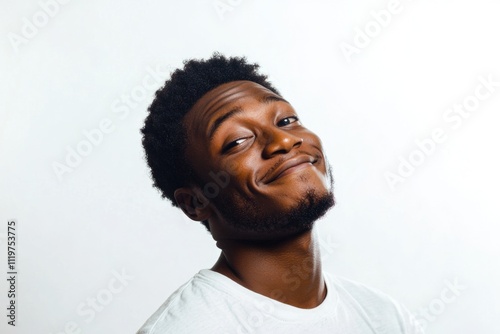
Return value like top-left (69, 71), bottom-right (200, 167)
top-left (393, 300), bottom-right (426, 334)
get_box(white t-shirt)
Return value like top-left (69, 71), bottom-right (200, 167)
top-left (137, 270), bottom-right (424, 333)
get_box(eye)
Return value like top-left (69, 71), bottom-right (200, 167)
top-left (222, 137), bottom-right (248, 153)
top-left (277, 116), bottom-right (300, 127)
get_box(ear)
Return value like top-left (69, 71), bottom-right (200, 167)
top-left (174, 187), bottom-right (212, 222)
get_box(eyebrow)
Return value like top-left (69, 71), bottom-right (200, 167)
top-left (208, 95), bottom-right (290, 141)
top-left (208, 107), bottom-right (244, 141)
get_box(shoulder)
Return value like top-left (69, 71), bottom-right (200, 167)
top-left (329, 274), bottom-right (395, 304)
top-left (326, 274), bottom-right (424, 333)
top-left (136, 270), bottom-right (242, 334)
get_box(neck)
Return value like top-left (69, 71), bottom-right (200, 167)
top-left (211, 229), bottom-right (326, 308)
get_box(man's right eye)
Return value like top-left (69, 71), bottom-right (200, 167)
top-left (222, 138), bottom-right (247, 153)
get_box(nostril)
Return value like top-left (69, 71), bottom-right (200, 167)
top-left (262, 130), bottom-right (304, 158)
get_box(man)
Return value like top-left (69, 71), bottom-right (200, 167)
top-left (138, 53), bottom-right (423, 333)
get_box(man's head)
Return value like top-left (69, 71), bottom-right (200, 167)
top-left (142, 53), bottom-right (334, 241)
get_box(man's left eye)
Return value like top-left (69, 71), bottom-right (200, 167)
top-left (277, 116), bottom-right (300, 127)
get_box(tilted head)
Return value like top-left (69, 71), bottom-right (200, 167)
top-left (142, 53), bottom-right (334, 241)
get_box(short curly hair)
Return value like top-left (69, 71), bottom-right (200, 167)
top-left (141, 53), bottom-right (280, 228)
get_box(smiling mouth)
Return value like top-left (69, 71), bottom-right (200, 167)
top-left (264, 156), bottom-right (318, 184)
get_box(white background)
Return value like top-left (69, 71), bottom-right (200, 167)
top-left (1, 0), bottom-right (500, 333)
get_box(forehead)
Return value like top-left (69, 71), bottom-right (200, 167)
top-left (183, 80), bottom-right (282, 140)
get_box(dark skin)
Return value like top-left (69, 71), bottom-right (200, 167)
top-left (174, 80), bottom-right (331, 308)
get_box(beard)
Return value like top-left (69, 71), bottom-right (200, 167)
top-left (212, 165), bottom-right (335, 237)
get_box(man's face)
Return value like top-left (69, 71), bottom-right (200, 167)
top-left (182, 80), bottom-right (334, 241)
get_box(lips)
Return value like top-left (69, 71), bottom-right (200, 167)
top-left (263, 155), bottom-right (317, 184)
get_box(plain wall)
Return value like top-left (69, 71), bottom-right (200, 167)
top-left (1, 0), bottom-right (499, 333)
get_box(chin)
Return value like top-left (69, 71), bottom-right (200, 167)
top-left (213, 164), bottom-right (335, 239)
top-left (220, 188), bottom-right (335, 238)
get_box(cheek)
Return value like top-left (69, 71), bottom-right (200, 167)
top-left (303, 130), bottom-right (328, 164)
top-left (224, 160), bottom-right (240, 177)
top-left (221, 159), bottom-right (254, 186)
top-left (219, 157), bottom-right (261, 196)
top-left (302, 130), bottom-right (324, 149)
top-left (221, 151), bottom-right (260, 178)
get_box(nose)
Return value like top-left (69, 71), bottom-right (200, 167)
top-left (262, 128), bottom-right (303, 158)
